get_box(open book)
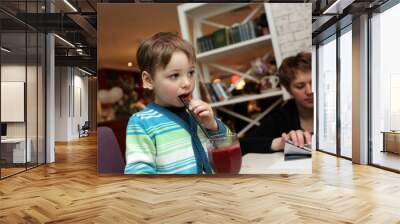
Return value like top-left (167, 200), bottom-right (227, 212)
top-left (284, 141), bottom-right (312, 161)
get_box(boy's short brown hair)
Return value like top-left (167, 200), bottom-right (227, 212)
top-left (136, 32), bottom-right (196, 77)
top-left (277, 52), bottom-right (311, 90)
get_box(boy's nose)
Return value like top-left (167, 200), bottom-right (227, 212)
top-left (181, 76), bottom-right (191, 88)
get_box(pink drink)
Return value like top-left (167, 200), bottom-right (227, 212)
top-left (208, 134), bottom-right (242, 174)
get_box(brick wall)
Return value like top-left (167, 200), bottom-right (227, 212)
top-left (268, 3), bottom-right (312, 64)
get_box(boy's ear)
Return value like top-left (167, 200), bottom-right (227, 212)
top-left (142, 71), bottom-right (153, 90)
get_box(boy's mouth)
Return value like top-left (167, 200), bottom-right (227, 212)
top-left (179, 93), bottom-right (191, 100)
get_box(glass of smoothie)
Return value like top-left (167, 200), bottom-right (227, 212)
top-left (207, 133), bottom-right (242, 174)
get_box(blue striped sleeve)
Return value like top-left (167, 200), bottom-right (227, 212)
top-left (206, 118), bottom-right (230, 138)
top-left (124, 115), bottom-right (157, 174)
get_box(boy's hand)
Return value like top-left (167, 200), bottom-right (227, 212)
top-left (189, 99), bottom-right (218, 131)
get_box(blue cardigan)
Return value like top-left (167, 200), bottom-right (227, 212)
top-left (124, 103), bottom-right (230, 174)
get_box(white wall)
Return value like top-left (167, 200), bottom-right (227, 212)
top-left (55, 66), bottom-right (69, 141)
top-left (1, 65), bottom-right (26, 81)
top-left (72, 73), bottom-right (89, 138)
top-left (1, 63), bottom-right (46, 164)
top-left (55, 67), bottom-right (89, 141)
top-left (1, 65), bottom-right (31, 137)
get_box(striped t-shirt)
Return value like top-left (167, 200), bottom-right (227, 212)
top-left (124, 102), bottom-right (230, 174)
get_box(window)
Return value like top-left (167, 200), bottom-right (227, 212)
top-left (339, 28), bottom-right (352, 158)
top-left (0, 1), bottom-right (47, 179)
top-left (317, 36), bottom-right (337, 154)
top-left (371, 2), bottom-right (400, 171)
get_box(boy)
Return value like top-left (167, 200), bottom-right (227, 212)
top-left (124, 32), bottom-right (231, 174)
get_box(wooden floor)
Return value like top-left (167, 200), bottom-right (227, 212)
top-left (1, 163), bottom-right (44, 178)
top-left (373, 151), bottom-right (400, 171)
top-left (1, 167), bottom-right (26, 177)
top-left (1, 134), bottom-right (400, 223)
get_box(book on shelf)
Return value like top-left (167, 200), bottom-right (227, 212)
top-left (205, 82), bottom-right (219, 102)
top-left (196, 19), bottom-right (261, 53)
top-left (196, 36), bottom-right (206, 53)
top-left (197, 34), bottom-right (214, 53)
top-left (200, 82), bottom-right (232, 103)
top-left (212, 28), bottom-right (229, 49)
top-left (215, 82), bottom-right (231, 100)
top-left (249, 20), bottom-right (256, 39)
top-left (230, 23), bottom-right (240, 44)
top-left (199, 82), bottom-right (212, 103)
top-left (238, 23), bottom-right (248, 42)
top-left (212, 82), bottom-right (226, 101)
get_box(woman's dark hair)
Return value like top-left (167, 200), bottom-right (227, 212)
top-left (277, 52), bottom-right (311, 90)
top-left (136, 32), bottom-right (196, 77)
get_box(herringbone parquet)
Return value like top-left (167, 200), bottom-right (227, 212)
top-left (1, 134), bottom-right (400, 223)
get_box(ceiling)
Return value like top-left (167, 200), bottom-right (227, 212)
top-left (0, 0), bottom-right (98, 72)
top-left (311, 0), bottom-right (390, 44)
top-left (97, 3), bottom-right (181, 71)
top-left (1, 0), bottom-right (394, 74)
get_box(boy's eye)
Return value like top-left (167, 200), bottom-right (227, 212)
top-left (169, 73), bottom-right (179, 79)
top-left (295, 84), bottom-right (305, 89)
top-left (188, 70), bottom-right (195, 77)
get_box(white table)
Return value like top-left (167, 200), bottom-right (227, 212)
top-left (1, 138), bottom-right (32, 163)
top-left (240, 152), bottom-right (312, 174)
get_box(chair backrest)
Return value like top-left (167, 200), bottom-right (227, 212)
top-left (97, 126), bottom-right (125, 173)
top-left (82, 121), bottom-right (90, 130)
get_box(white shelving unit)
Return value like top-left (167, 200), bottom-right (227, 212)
top-left (210, 88), bottom-right (283, 108)
top-left (197, 34), bottom-right (272, 63)
top-left (177, 3), bottom-right (283, 137)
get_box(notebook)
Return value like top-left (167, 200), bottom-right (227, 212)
top-left (284, 140), bottom-right (312, 161)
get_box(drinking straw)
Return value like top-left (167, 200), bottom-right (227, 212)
top-left (178, 96), bottom-right (217, 148)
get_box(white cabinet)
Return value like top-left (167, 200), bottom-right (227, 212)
top-left (1, 138), bottom-right (32, 163)
top-left (177, 3), bottom-right (283, 137)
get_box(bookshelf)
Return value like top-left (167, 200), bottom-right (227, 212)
top-left (197, 34), bottom-right (272, 63)
top-left (177, 3), bottom-right (283, 137)
top-left (210, 88), bottom-right (283, 108)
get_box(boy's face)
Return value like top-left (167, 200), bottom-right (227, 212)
top-left (143, 50), bottom-right (195, 107)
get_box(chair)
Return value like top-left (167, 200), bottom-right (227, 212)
top-left (97, 126), bottom-right (125, 173)
top-left (79, 121), bottom-right (90, 138)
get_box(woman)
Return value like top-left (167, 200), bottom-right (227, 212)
top-left (240, 52), bottom-right (313, 153)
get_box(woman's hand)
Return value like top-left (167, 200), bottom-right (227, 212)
top-left (271, 130), bottom-right (312, 151)
top-left (189, 99), bottom-right (218, 131)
